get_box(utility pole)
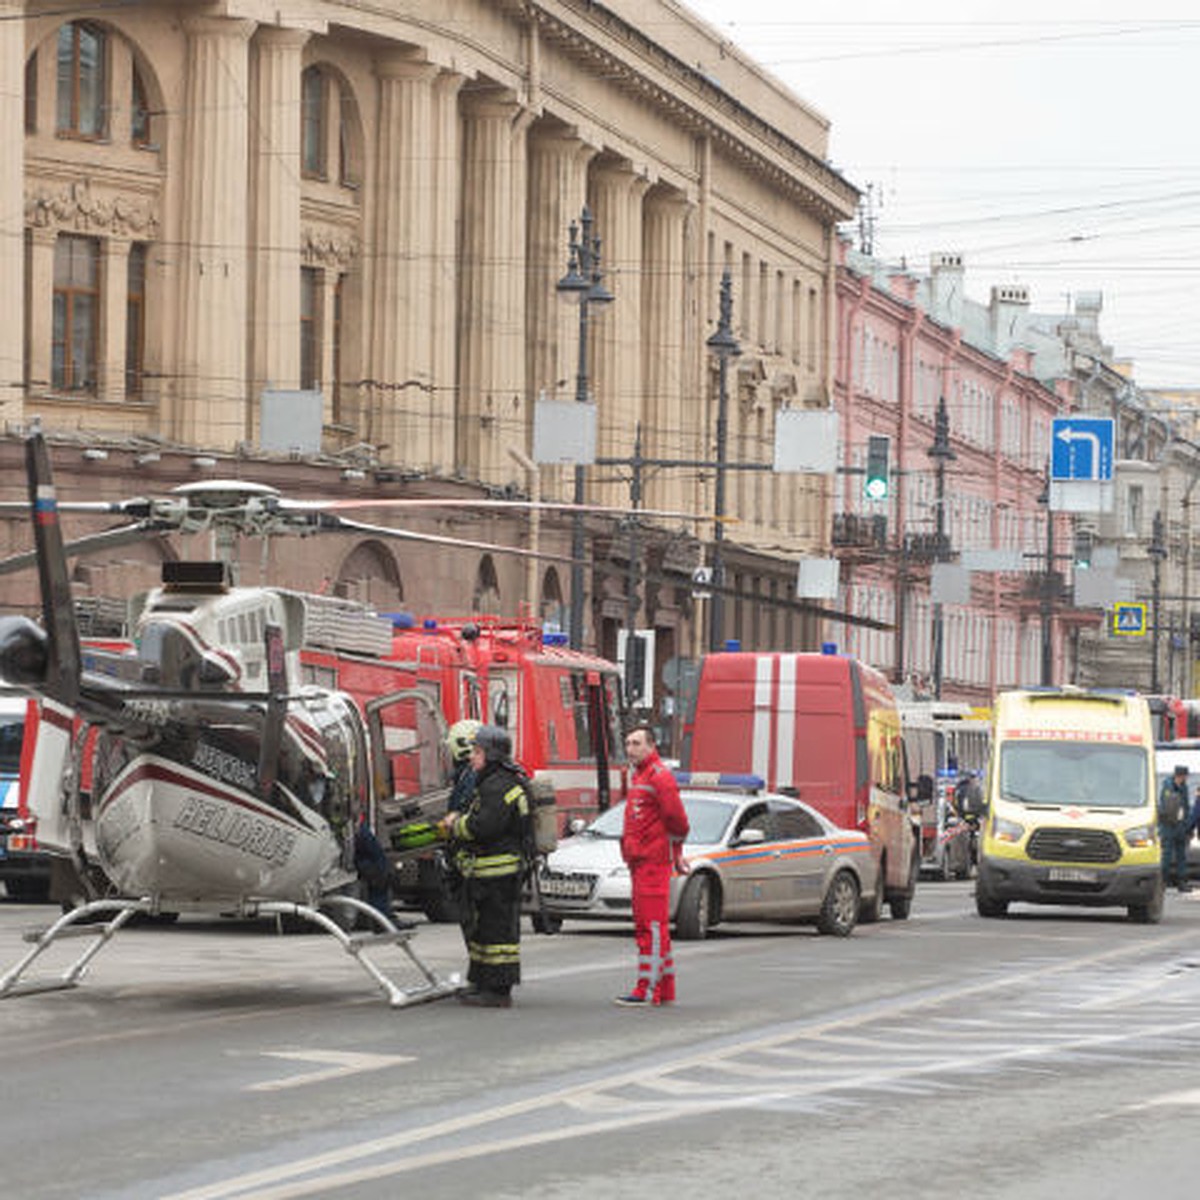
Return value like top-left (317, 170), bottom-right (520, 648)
top-left (927, 395), bottom-right (955, 698)
top-left (556, 206), bottom-right (612, 650)
top-left (1150, 509), bottom-right (1167, 693)
top-left (1039, 467), bottom-right (1055, 686)
top-left (706, 269), bottom-right (741, 653)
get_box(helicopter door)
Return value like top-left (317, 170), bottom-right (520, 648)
top-left (365, 689), bottom-right (452, 848)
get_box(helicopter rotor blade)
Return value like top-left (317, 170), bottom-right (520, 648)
top-left (0, 524), bottom-right (166, 578)
top-left (317, 513), bottom-right (586, 566)
top-left (278, 497), bottom-right (707, 523)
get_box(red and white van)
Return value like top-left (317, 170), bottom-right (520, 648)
top-left (680, 649), bottom-right (920, 919)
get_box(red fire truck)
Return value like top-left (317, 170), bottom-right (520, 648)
top-left (300, 608), bottom-right (627, 918)
top-left (680, 648), bottom-right (921, 920)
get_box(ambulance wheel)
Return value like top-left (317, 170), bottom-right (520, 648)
top-left (817, 870), bottom-right (860, 937)
top-left (6, 878), bottom-right (50, 902)
top-left (888, 851), bottom-right (919, 920)
top-left (531, 911), bottom-right (562, 934)
top-left (1129, 879), bottom-right (1164, 924)
top-left (859, 858), bottom-right (884, 924)
top-left (675, 874), bottom-right (713, 941)
top-left (975, 884), bottom-right (1008, 918)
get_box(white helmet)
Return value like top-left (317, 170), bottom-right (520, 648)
top-left (446, 718), bottom-right (483, 762)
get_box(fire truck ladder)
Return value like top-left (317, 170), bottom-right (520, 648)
top-left (0, 895), bottom-right (462, 1007)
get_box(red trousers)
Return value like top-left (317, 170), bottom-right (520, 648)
top-left (629, 859), bottom-right (675, 1003)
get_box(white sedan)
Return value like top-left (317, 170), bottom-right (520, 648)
top-left (534, 787), bottom-right (879, 938)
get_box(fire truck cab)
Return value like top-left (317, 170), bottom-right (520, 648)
top-left (681, 648), bottom-right (920, 920)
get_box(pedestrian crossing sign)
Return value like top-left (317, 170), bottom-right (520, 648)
top-left (1112, 602), bottom-right (1147, 636)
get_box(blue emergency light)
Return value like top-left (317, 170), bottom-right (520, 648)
top-left (673, 771), bottom-right (765, 793)
top-left (542, 632), bottom-right (569, 647)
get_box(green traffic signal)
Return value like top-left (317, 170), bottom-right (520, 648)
top-left (865, 435), bottom-right (890, 500)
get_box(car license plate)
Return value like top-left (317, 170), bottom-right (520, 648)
top-left (1048, 867), bottom-right (1098, 884)
top-left (540, 873), bottom-right (593, 900)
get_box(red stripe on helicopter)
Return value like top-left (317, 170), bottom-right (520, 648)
top-left (98, 758), bottom-right (311, 831)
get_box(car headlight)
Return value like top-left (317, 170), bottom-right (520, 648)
top-left (1124, 824), bottom-right (1157, 849)
top-left (991, 816), bottom-right (1025, 844)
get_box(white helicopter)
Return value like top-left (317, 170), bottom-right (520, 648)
top-left (0, 432), bottom-right (688, 1006)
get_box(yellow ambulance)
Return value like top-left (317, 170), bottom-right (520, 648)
top-left (976, 687), bottom-right (1161, 922)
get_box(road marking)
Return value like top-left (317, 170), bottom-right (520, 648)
top-left (249, 1049), bottom-right (414, 1093)
top-left (160, 926), bottom-right (1199, 1200)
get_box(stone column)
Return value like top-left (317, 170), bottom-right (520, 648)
top-left (429, 70), bottom-right (465, 469)
top-left (368, 57), bottom-right (440, 467)
top-left (26, 228), bottom-right (55, 394)
top-left (172, 15), bottom-right (255, 450)
top-left (250, 27), bottom-right (309, 428)
top-left (526, 125), bottom-right (594, 504)
top-left (0, 0), bottom-right (23, 421)
top-left (589, 162), bottom-right (648, 508)
top-left (641, 190), bottom-right (690, 514)
top-left (98, 237), bottom-right (132, 402)
top-left (457, 90), bottom-right (528, 485)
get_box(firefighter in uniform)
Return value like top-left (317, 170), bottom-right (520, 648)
top-left (616, 723), bottom-right (689, 1007)
top-left (438, 724), bottom-right (527, 1008)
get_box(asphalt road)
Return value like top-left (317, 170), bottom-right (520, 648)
top-left (3, 884), bottom-right (1200, 1199)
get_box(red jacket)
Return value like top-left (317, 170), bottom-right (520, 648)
top-left (621, 751), bottom-right (689, 867)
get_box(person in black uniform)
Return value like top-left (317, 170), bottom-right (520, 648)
top-left (437, 724), bottom-right (528, 1008)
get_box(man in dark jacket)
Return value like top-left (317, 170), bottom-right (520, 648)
top-left (438, 724), bottom-right (528, 1007)
top-left (616, 723), bottom-right (689, 1007)
top-left (1159, 764), bottom-right (1193, 893)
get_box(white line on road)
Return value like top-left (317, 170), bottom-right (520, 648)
top-left (248, 1049), bottom-right (415, 1093)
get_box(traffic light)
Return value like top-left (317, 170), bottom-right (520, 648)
top-left (864, 435), bottom-right (890, 501)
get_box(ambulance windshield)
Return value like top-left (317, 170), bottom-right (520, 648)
top-left (999, 741), bottom-right (1148, 808)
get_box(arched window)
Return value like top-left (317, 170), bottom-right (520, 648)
top-left (131, 64), bottom-right (151, 146)
top-left (334, 541), bottom-right (402, 608)
top-left (301, 66), bottom-right (326, 178)
top-left (541, 567), bottom-right (566, 631)
top-left (473, 556), bottom-right (501, 613)
top-left (56, 22), bottom-right (106, 139)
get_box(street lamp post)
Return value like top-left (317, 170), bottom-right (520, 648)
top-left (927, 395), bottom-right (955, 698)
top-left (706, 269), bottom-right (741, 653)
top-left (1038, 467), bottom-right (1055, 686)
top-left (1150, 509), bottom-right (1168, 693)
top-left (557, 206), bottom-right (612, 650)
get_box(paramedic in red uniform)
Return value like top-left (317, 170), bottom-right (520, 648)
top-left (615, 724), bottom-right (689, 1007)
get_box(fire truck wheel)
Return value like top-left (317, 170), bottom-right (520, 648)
top-left (674, 874), bottom-right (713, 941)
top-left (816, 870), bottom-right (860, 937)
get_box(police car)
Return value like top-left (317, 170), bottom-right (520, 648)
top-left (536, 775), bottom-right (879, 938)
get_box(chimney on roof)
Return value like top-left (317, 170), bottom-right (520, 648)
top-left (929, 252), bottom-right (964, 329)
top-left (989, 283), bottom-right (1030, 357)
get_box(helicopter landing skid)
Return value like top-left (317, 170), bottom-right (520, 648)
top-left (0, 895), bottom-right (462, 1007)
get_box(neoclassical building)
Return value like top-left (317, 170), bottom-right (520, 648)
top-left (0, 0), bottom-right (856, 679)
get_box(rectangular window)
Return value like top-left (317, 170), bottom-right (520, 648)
top-left (1126, 484), bottom-right (1143, 538)
top-left (300, 266), bottom-right (321, 391)
top-left (131, 67), bottom-right (151, 146)
top-left (52, 234), bottom-right (100, 392)
top-left (332, 273), bottom-right (344, 421)
top-left (125, 243), bottom-right (146, 398)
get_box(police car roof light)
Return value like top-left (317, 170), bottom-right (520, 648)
top-left (673, 770), bottom-right (765, 793)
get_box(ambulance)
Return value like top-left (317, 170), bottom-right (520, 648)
top-left (976, 687), bottom-right (1161, 922)
top-left (680, 648), bottom-right (920, 920)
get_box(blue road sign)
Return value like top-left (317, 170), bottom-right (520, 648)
top-left (1052, 417), bottom-right (1114, 482)
top-left (1112, 602), bottom-right (1146, 637)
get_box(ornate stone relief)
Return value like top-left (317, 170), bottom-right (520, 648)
top-left (302, 224), bottom-right (360, 271)
top-left (25, 179), bottom-right (160, 237)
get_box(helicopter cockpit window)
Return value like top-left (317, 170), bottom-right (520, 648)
top-left (137, 621), bottom-right (231, 689)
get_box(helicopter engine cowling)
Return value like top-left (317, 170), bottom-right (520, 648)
top-left (0, 616), bottom-right (49, 686)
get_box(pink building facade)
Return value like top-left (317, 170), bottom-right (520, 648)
top-left (830, 245), bottom-right (1096, 704)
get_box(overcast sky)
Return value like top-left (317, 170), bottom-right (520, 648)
top-left (679, 1), bottom-right (1200, 390)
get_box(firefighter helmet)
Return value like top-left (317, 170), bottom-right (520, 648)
top-left (446, 719), bottom-right (482, 762)
top-left (473, 723), bottom-right (512, 764)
